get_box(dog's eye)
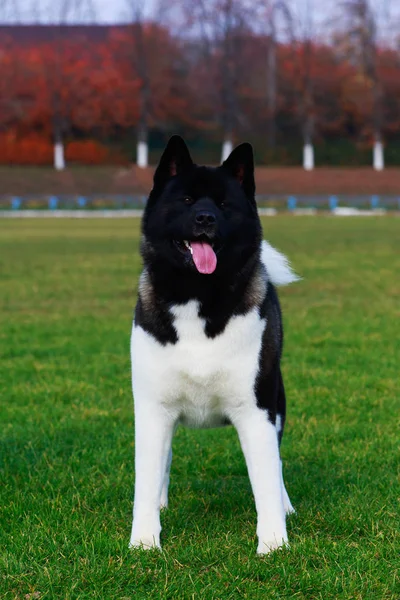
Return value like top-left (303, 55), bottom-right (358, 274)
top-left (220, 201), bottom-right (225, 209)
top-left (183, 197), bottom-right (193, 205)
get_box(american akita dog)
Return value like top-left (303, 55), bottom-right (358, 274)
top-left (130, 136), bottom-right (298, 554)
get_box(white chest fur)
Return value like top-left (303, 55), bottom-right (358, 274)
top-left (130, 240), bottom-right (297, 554)
top-left (131, 300), bottom-right (266, 428)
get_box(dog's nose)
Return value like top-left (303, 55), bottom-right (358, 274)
top-left (195, 211), bottom-right (216, 226)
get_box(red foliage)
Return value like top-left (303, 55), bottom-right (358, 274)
top-left (65, 140), bottom-right (128, 165)
top-left (0, 24), bottom-right (399, 165)
top-left (0, 133), bottom-right (127, 166)
top-left (0, 133), bottom-right (53, 165)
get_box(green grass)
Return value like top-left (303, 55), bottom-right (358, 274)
top-left (1, 217), bottom-right (399, 599)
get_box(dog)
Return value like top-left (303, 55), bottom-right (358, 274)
top-left (129, 136), bottom-right (298, 554)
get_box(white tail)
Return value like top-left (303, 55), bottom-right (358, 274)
top-left (261, 241), bottom-right (300, 286)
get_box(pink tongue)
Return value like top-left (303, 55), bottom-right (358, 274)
top-left (191, 242), bottom-right (217, 274)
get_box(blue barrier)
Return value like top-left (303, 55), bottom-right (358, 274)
top-left (48, 196), bottom-right (58, 210)
top-left (1, 194), bottom-right (398, 213)
top-left (11, 196), bottom-right (22, 210)
top-left (371, 195), bottom-right (379, 209)
top-left (329, 195), bottom-right (338, 211)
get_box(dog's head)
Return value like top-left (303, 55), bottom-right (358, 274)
top-left (142, 136), bottom-right (261, 277)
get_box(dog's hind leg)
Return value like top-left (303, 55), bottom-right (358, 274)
top-left (277, 370), bottom-right (295, 515)
top-left (280, 461), bottom-right (295, 515)
top-left (160, 447), bottom-right (172, 509)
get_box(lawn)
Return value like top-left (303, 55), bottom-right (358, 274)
top-left (1, 217), bottom-right (399, 599)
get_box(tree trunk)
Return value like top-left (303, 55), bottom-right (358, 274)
top-left (220, 0), bottom-right (237, 165)
top-left (373, 135), bottom-right (384, 171)
top-left (53, 128), bottom-right (65, 171)
top-left (137, 124), bottom-right (148, 168)
top-left (303, 142), bottom-right (314, 171)
top-left (221, 137), bottom-right (234, 162)
top-left (266, 7), bottom-right (277, 150)
top-left (302, 112), bottom-right (314, 171)
top-left (133, 18), bottom-right (150, 168)
top-left (300, 9), bottom-right (314, 171)
top-left (267, 38), bottom-right (276, 149)
top-left (372, 71), bottom-right (383, 171)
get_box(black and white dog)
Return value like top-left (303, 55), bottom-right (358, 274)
top-left (130, 136), bottom-right (298, 554)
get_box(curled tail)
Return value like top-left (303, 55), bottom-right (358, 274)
top-left (261, 240), bottom-right (300, 286)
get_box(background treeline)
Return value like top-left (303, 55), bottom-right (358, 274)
top-left (0, 0), bottom-right (399, 167)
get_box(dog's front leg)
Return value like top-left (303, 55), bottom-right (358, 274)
top-left (130, 401), bottom-right (175, 550)
top-left (233, 407), bottom-right (288, 554)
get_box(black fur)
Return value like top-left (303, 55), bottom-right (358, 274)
top-left (138, 136), bottom-right (262, 337)
top-left (135, 136), bottom-right (287, 432)
top-left (256, 282), bottom-right (286, 437)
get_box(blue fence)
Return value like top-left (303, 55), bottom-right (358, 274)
top-left (1, 194), bottom-right (399, 211)
top-left (2, 195), bottom-right (148, 211)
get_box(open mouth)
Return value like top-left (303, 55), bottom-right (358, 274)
top-left (173, 238), bottom-right (218, 274)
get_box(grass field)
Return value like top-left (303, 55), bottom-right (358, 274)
top-left (1, 217), bottom-right (399, 599)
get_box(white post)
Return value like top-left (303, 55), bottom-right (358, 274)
top-left (137, 141), bottom-right (148, 168)
top-left (373, 140), bottom-right (384, 171)
top-left (303, 143), bottom-right (314, 171)
top-left (221, 139), bottom-right (233, 162)
top-left (54, 141), bottom-right (65, 171)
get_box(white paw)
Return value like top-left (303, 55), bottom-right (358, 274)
top-left (282, 487), bottom-right (295, 515)
top-left (285, 502), bottom-right (295, 515)
top-left (284, 496), bottom-right (295, 515)
top-left (256, 527), bottom-right (288, 555)
top-left (129, 535), bottom-right (161, 550)
top-left (257, 536), bottom-right (289, 555)
top-left (130, 520), bottom-right (161, 550)
top-left (160, 491), bottom-right (168, 510)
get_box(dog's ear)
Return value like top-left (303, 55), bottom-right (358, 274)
top-left (153, 135), bottom-right (193, 188)
top-left (221, 143), bottom-right (255, 204)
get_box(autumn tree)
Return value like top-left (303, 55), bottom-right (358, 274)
top-left (287, 0), bottom-right (317, 170)
top-left (119, 0), bottom-right (158, 168)
top-left (179, 0), bottom-right (253, 161)
top-left (339, 0), bottom-right (393, 170)
top-left (249, 0), bottom-right (293, 151)
top-left (0, 8), bottom-right (400, 168)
